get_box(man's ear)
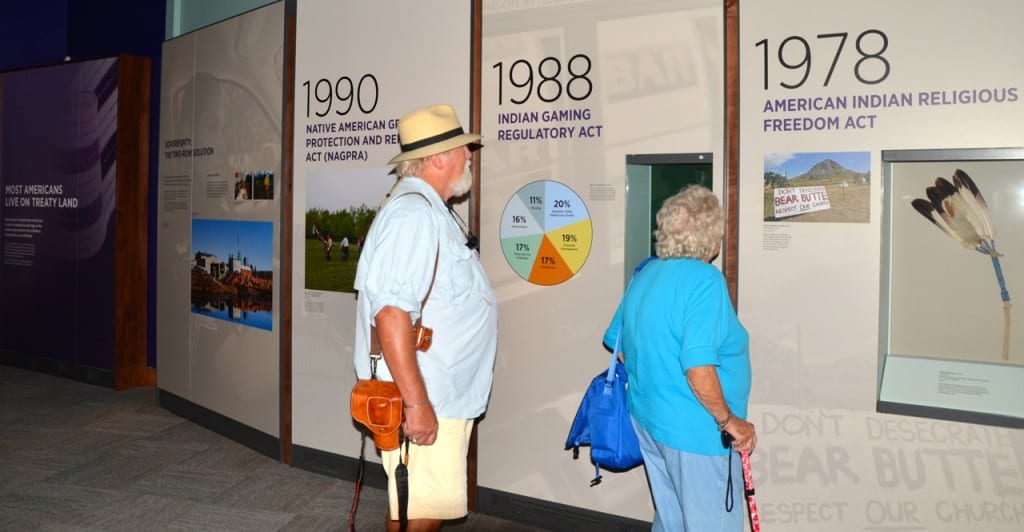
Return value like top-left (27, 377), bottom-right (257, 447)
top-left (427, 151), bottom-right (450, 172)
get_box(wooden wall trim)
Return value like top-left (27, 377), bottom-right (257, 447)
top-left (468, 0), bottom-right (482, 512)
top-left (724, 0), bottom-right (740, 307)
top-left (114, 55), bottom-right (151, 390)
top-left (279, 3), bottom-right (297, 466)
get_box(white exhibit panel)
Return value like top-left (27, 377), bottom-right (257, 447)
top-left (156, 33), bottom-right (197, 400)
top-left (739, 1), bottom-right (1024, 530)
top-left (481, 1), bottom-right (723, 521)
top-left (290, 0), bottom-right (472, 458)
top-left (157, 1), bottom-right (284, 436)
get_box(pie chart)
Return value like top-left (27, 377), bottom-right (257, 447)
top-left (499, 180), bottom-right (592, 285)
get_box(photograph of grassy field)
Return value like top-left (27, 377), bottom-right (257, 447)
top-left (763, 151), bottom-right (871, 223)
top-left (304, 168), bottom-right (393, 293)
top-left (305, 235), bottom-right (361, 292)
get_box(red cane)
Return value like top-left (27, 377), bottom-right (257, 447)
top-left (740, 450), bottom-right (760, 532)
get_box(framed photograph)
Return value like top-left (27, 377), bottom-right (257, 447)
top-left (879, 148), bottom-right (1024, 427)
top-left (763, 151), bottom-right (871, 223)
top-left (191, 218), bottom-right (274, 331)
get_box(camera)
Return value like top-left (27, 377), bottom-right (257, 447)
top-left (412, 324), bottom-right (433, 351)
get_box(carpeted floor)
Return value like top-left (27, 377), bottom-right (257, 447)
top-left (0, 365), bottom-right (548, 531)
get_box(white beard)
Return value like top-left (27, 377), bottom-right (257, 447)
top-left (451, 163), bottom-right (473, 197)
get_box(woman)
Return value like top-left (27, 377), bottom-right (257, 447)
top-left (604, 185), bottom-right (756, 531)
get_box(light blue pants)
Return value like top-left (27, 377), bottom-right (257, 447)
top-left (632, 418), bottom-right (744, 532)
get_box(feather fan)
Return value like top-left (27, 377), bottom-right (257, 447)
top-left (911, 169), bottom-right (1012, 360)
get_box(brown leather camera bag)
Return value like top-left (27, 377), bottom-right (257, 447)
top-left (349, 323), bottom-right (432, 451)
top-left (350, 372), bottom-right (403, 450)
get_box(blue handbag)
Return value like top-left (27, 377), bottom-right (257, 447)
top-left (565, 259), bottom-right (652, 485)
top-left (564, 328), bottom-right (643, 485)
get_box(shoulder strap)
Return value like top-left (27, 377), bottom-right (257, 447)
top-left (370, 192), bottom-right (440, 357)
top-left (606, 258), bottom-right (653, 380)
top-left (411, 242), bottom-right (440, 332)
top-left (405, 192), bottom-right (441, 322)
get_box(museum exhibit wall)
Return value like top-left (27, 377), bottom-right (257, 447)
top-left (156, 1), bottom-right (284, 444)
top-left (475, 0), bottom-right (725, 520)
top-left (737, 1), bottom-right (1024, 530)
top-left (65, 1), bottom-right (166, 371)
top-left (149, 0), bottom-right (1024, 528)
top-left (286, 0), bottom-right (723, 523)
top-left (0, 55), bottom-right (150, 390)
top-left (289, 0), bottom-right (474, 462)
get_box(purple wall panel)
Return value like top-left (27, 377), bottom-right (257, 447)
top-left (1, 58), bottom-right (118, 369)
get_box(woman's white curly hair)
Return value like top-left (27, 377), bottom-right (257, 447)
top-left (653, 185), bottom-right (723, 260)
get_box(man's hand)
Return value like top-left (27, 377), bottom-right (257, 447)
top-left (376, 305), bottom-right (437, 445)
top-left (402, 403), bottom-right (438, 445)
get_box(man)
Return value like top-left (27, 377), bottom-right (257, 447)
top-left (353, 104), bottom-right (497, 532)
top-left (340, 235), bottom-right (350, 261)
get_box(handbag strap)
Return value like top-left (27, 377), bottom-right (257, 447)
top-left (606, 325), bottom-right (624, 382)
top-left (369, 192), bottom-right (441, 375)
top-left (606, 257), bottom-right (655, 381)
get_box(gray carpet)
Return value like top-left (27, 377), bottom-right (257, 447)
top-left (0, 365), bottom-right (548, 531)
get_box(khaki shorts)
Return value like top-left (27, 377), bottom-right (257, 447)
top-left (381, 418), bottom-right (474, 521)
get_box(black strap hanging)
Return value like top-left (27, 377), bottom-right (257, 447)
top-left (348, 434), bottom-right (366, 532)
top-left (396, 436), bottom-right (411, 530)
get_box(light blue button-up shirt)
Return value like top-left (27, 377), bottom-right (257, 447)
top-left (353, 177), bottom-right (498, 419)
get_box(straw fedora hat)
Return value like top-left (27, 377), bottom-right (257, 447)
top-left (388, 104), bottom-right (481, 164)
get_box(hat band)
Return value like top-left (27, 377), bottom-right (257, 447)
top-left (399, 127), bottom-right (465, 154)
